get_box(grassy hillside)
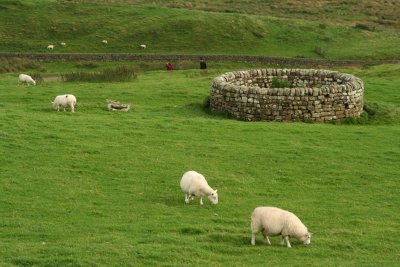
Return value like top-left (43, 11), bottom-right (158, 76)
top-left (0, 63), bottom-right (399, 266)
top-left (92, 0), bottom-right (400, 30)
top-left (0, 0), bottom-right (399, 59)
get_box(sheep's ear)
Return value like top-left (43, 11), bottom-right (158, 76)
top-left (214, 189), bottom-right (218, 193)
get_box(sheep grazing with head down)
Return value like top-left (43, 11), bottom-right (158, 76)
top-left (180, 171), bottom-right (218, 205)
top-left (140, 44), bottom-right (147, 49)
top-left (47, 44), bottom-right (54, 50)
top-left (52, 94), bottom-right (77, 112)
top-left (19, 74), bottom-right (36, 85)
top-left (102, 39), bottom-right (108, 44)
top-left (251, 206), bottom-right (312, 248)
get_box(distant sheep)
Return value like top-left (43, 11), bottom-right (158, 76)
top-left (47, 44), bottom-right (54, 50)
top-left (52, 94), bottom-right (77, 112)
top-left (18, 74), bottom-right (36, 85)
top-left (102, 40), bottom-right (108, 44)
top-left (60, 42), bottom-right (66, 46)
top-left (251, 207), bottom-right (312, 248)
top-left (180, 170), bottom-right (218, 205)
top-left (140, 44), bottom-right (147, 49)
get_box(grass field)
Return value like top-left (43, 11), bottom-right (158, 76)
top-left (1, 0), bottom-right (399, 265)
top-left (100, 0), bottom-right (400, 30)
top-left (0, 62), bottom-right (399, 266)
top-left (0, 0), bottom-right (399, 59)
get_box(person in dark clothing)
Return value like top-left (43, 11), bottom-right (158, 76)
top-left (199, 57), bottom-right (207, 69)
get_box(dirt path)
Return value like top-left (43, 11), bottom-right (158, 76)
top-left (43, 76), bottom-right (61, 82)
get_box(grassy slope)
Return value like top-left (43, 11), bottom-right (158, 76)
top-left (0, 64), bottom-right (399, 266)
top-left (104, 0), bottom-right (400, 30)
top-left (0, 0), bottom-right (399, 59)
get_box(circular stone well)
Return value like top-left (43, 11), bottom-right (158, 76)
top-left (210, 68), bottom-right (364, 122)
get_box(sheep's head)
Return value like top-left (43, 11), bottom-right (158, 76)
top-left (32, 80), bottom-right (36, 85)
top-left (208, 189), bottom-right (218, 204)
top-left (301, 232), bottom-right (312, 245)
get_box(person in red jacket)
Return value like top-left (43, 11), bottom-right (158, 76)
top-left (165, 62), bottom-right (174, 71)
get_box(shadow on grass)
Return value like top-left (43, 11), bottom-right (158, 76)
top-left (180, 102), bottom-right (230, 120)
top-left (182, 100), bottom-right (400, 125)
top-left (206, 233), bottom-right (251, 247)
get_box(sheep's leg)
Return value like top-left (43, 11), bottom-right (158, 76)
top-left (251, 233), bottom-right (256, 245)
top-left (184, 194), bottom-right (189, 204)
top-left (265, 236), bottom-right (271, 245)
top-left (262, 231), bottom-right (271, 245)
top-left (199, 196), bottom-right (203, 205)
top-left (284, 236), bottom-right (291, 248)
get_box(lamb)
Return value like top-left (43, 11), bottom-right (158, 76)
top-left (47, 44), bottom-right (54, 50)
top-left (140, 44), bottom-right (147, 49)
top-left (180, 170), bottom-right (218, 205)
top-left (60, 42), bottom-right (66, 46)
top-left (251, 206), bottom-right (312, 248)
top-left (102, 39), bottom-right (108, 44)
top-left (52, 94), bottom-right (77, 112)
top-left (18, 74), bottom-right (36, 85)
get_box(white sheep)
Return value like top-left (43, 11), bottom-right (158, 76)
top-left (180, 170), bottom-right (218, 205)
top-left (18, 74), bottom-right (36, 85)
top-left (52, 94), bottom-right (77, 112)
top-left (251, 206), bottom-right (312, 248)
top-left (47, 44), bottom-right (54, 50)
top-left (140, 44), bottom-right (147, 49)
top-left (60, 42), bottom-right (66, 46)
top-left (102, 39), bottom-right (108, 44)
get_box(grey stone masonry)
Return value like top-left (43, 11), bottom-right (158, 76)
top-left (210, 68), bottom-right (364, 122)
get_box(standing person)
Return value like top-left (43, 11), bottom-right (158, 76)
top-left (199, 57), bottom-right (207, 69)
top-left (165, 62), bottom-right (174, 71)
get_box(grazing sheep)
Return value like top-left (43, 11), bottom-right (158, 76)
top-left (140, 44), bottom-right (147, 49)
top-left (60, 42), bottom-right (66, 46)
top-left (180, 170), bottom-right (218, 205)
top-left (47, 44), bottom-right (54, 50)
top-left (251, 207), bottom-right (311, 248)
top-left (18, 74), bottom-right (36, 85)
top-left (52, 94), bottom-right (77, 112)
top-left (102, 39), bottom-right (108, 44)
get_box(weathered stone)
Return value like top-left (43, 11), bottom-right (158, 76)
top-left (210, 68), bottom-right (363, 122)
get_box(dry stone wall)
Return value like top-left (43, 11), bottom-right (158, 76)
top-left (210, 69), bottom-right (364, 122)
top-left (1, 53), bottom-right (398, 67)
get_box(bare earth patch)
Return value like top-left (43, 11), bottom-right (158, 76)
top-left (43, 76), bottom-right (61, 82)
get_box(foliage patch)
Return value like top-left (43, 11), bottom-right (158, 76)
top-left (62, 65), bottom-right (137, 82)
top-left (0, 57), bottom-right (47, 73)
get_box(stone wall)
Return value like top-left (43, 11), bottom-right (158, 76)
top-left (1, 53), bottom-right (398, 67)
top-left (210, 69), bottom-right (364, 122)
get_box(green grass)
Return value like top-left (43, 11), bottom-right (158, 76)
top-left (1, 63), bottom-right (399, 266)
top-left (107, 0), bottom-right (400, 30)
top-left (0, 0), bottom-right (399, 59)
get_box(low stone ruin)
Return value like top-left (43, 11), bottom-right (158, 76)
top-left (210, 68), bottom-right (364, 122)
top-left (107, 99), bottom-right (130, 112)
